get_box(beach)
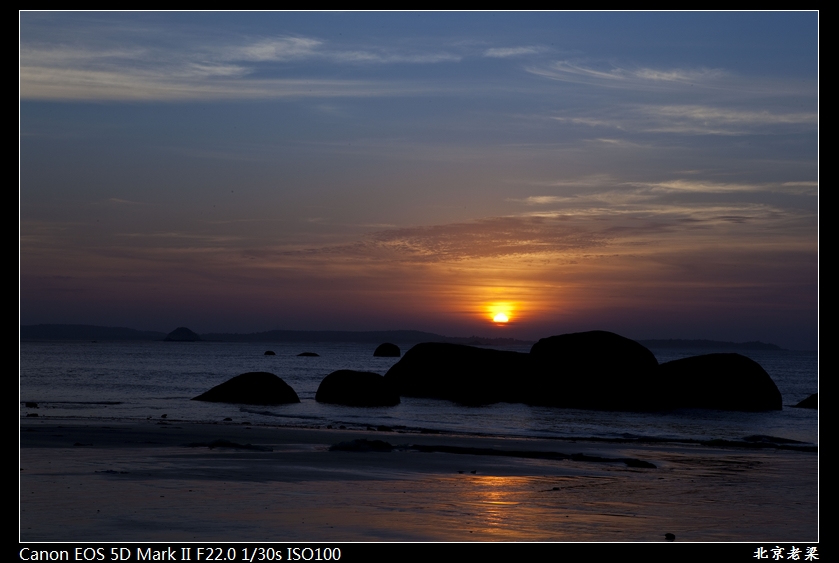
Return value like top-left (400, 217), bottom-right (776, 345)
top-left (20, 417), bottom-right (817, 542)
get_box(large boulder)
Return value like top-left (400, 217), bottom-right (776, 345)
top-left (373, 343), bottom-right (401, 357)
top-left (384, 342), bottom-right (530, 406)
top-left (527, 331), bottom-right (660, 410)
top-left (657, 353), bottom-right (782, 411)
top-left (192, 372), bottom-right (300, 405)
top-left (316, 370), bottom-right (400, 407)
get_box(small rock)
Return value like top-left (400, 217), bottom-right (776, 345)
top-left (793, 393), bottom-right (817, 409)
top-left (192, 372), bottom-right (300, 405)
top-left (373, 343), bottom-right (401, 357)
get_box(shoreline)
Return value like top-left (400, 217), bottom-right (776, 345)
top-left (20, 417), bottom-right (818, 542)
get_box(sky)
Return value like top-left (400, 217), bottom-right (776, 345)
top-left (19, 12), bottom-right (818, 349)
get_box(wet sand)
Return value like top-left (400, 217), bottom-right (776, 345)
top-left (20, 418), bottom-right (818, 542)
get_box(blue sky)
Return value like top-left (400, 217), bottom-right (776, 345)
top-left (20, 12), bottom-right (818, 348)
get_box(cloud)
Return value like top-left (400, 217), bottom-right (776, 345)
top-left (232, 37), bottom-right (323, 62)
top-left (628, 178), bottom-right (819, 195)
top-left (19, 31), bottom-right (460, 102)
top-left (277, 186), bottom-right (814, 266)
top-left (527, 60), bottom-right (728, 90)
top-left (20, 66), bottom-right (408, 101)
top-left (550, 116), bottom-right (621, 128)
top-left (639, 105), bottom-right (817, 135)
top-left (286, 216), bottom-right (608, 263)
top-left (543, 103), bottom-right (817, 136)
top-left (484, 46), bottom-right (544, 58)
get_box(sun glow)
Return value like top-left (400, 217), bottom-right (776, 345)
top-left (486, 301), bottom-right (516, 325)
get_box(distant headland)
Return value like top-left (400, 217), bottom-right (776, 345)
top-left (19, 324), bottom-right (531, 346)
top-left (20, 324), bottom-right (784, 350)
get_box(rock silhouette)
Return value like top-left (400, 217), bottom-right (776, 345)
top-left (316, 370), bottom-right (400, 407)
top-left (264, 350), bottom-right (276, 356)
top-left (298, 352), bottom-right (319, 357)
top-left (385, 342), bottom-right (530, 406)
top-left (657, 353), bottom-right (782, 411)
top-left (528, 330), bottom-right (661, 410)
top-left (384, 331), bottom-right (783, 412)
top-left (792, 393), bottom-right (817, 409)
top-left (373, 343), bottom-right (401, 357)
top-left (192, 372), bottom-right (300, 405)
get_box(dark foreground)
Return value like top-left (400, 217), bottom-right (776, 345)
top-left (19, 417), bottom-right (817, 542)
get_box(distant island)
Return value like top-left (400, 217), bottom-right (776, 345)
top-left (19, 324), bottom-right (531, 346)
top-left (20, 324), bottom-right (783, 350)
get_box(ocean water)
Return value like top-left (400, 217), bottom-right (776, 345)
top-left (19, 341), bottom-right (818, 445)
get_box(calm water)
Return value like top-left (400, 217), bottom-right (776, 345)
top-left (19, 341), bottom-right (818, 445)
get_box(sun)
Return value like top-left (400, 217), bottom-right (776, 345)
top-left (486, 301), bottom-right (516, 325)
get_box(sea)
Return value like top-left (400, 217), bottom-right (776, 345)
top-left (19, 341), bottom-right (818, 446)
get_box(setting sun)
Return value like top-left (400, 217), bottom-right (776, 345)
top-left (484, 300), bottom-right (517, 325)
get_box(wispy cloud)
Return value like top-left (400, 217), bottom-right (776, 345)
top-left (277, 188), bottom-right (814, 265)
top-left (628, 179), bottom-right (819, 195)
top-left (640, 105), bottom-right (817, 135)
top-left (292, 216), bottom-right (609, 263)
top-left (527, 60), bottom-right (727, 90)
top-left (20, 32), bottom-right (460, 101)
top-left (484, 46), bottom-right (544, 58)
top-left (544, 103), bottom-right (817, 136)
top-left (232, 37), bottom-right (322, 62)
top-left (20, 66), bottom-right (410, 101)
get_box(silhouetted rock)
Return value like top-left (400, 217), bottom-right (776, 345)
top-left (528, 331), bottom-right (661, 410)
top-left (657, 353), bottom-right (782, 411)
top-left (264, 350), bottom-right (276, 356)
top-left (164, 327), bottom-right (201, 342)
top-left (384, 331), bottom-right (783, 413)
top-left (192, 372), bottom-right (300, 405)
top-left (373, 343), bottom-right (401, 357)
top-left (385, 342), bottom-right (531, 405)
top-left (793, 393), bottom-right (817, 409)
top-left (298, 352), bottom-right (319, 357)
top-left (316, 370), bottom-right (400, 407)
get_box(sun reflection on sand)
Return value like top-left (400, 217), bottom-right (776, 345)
top-left (20, 422), bottom-right (818, 542)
